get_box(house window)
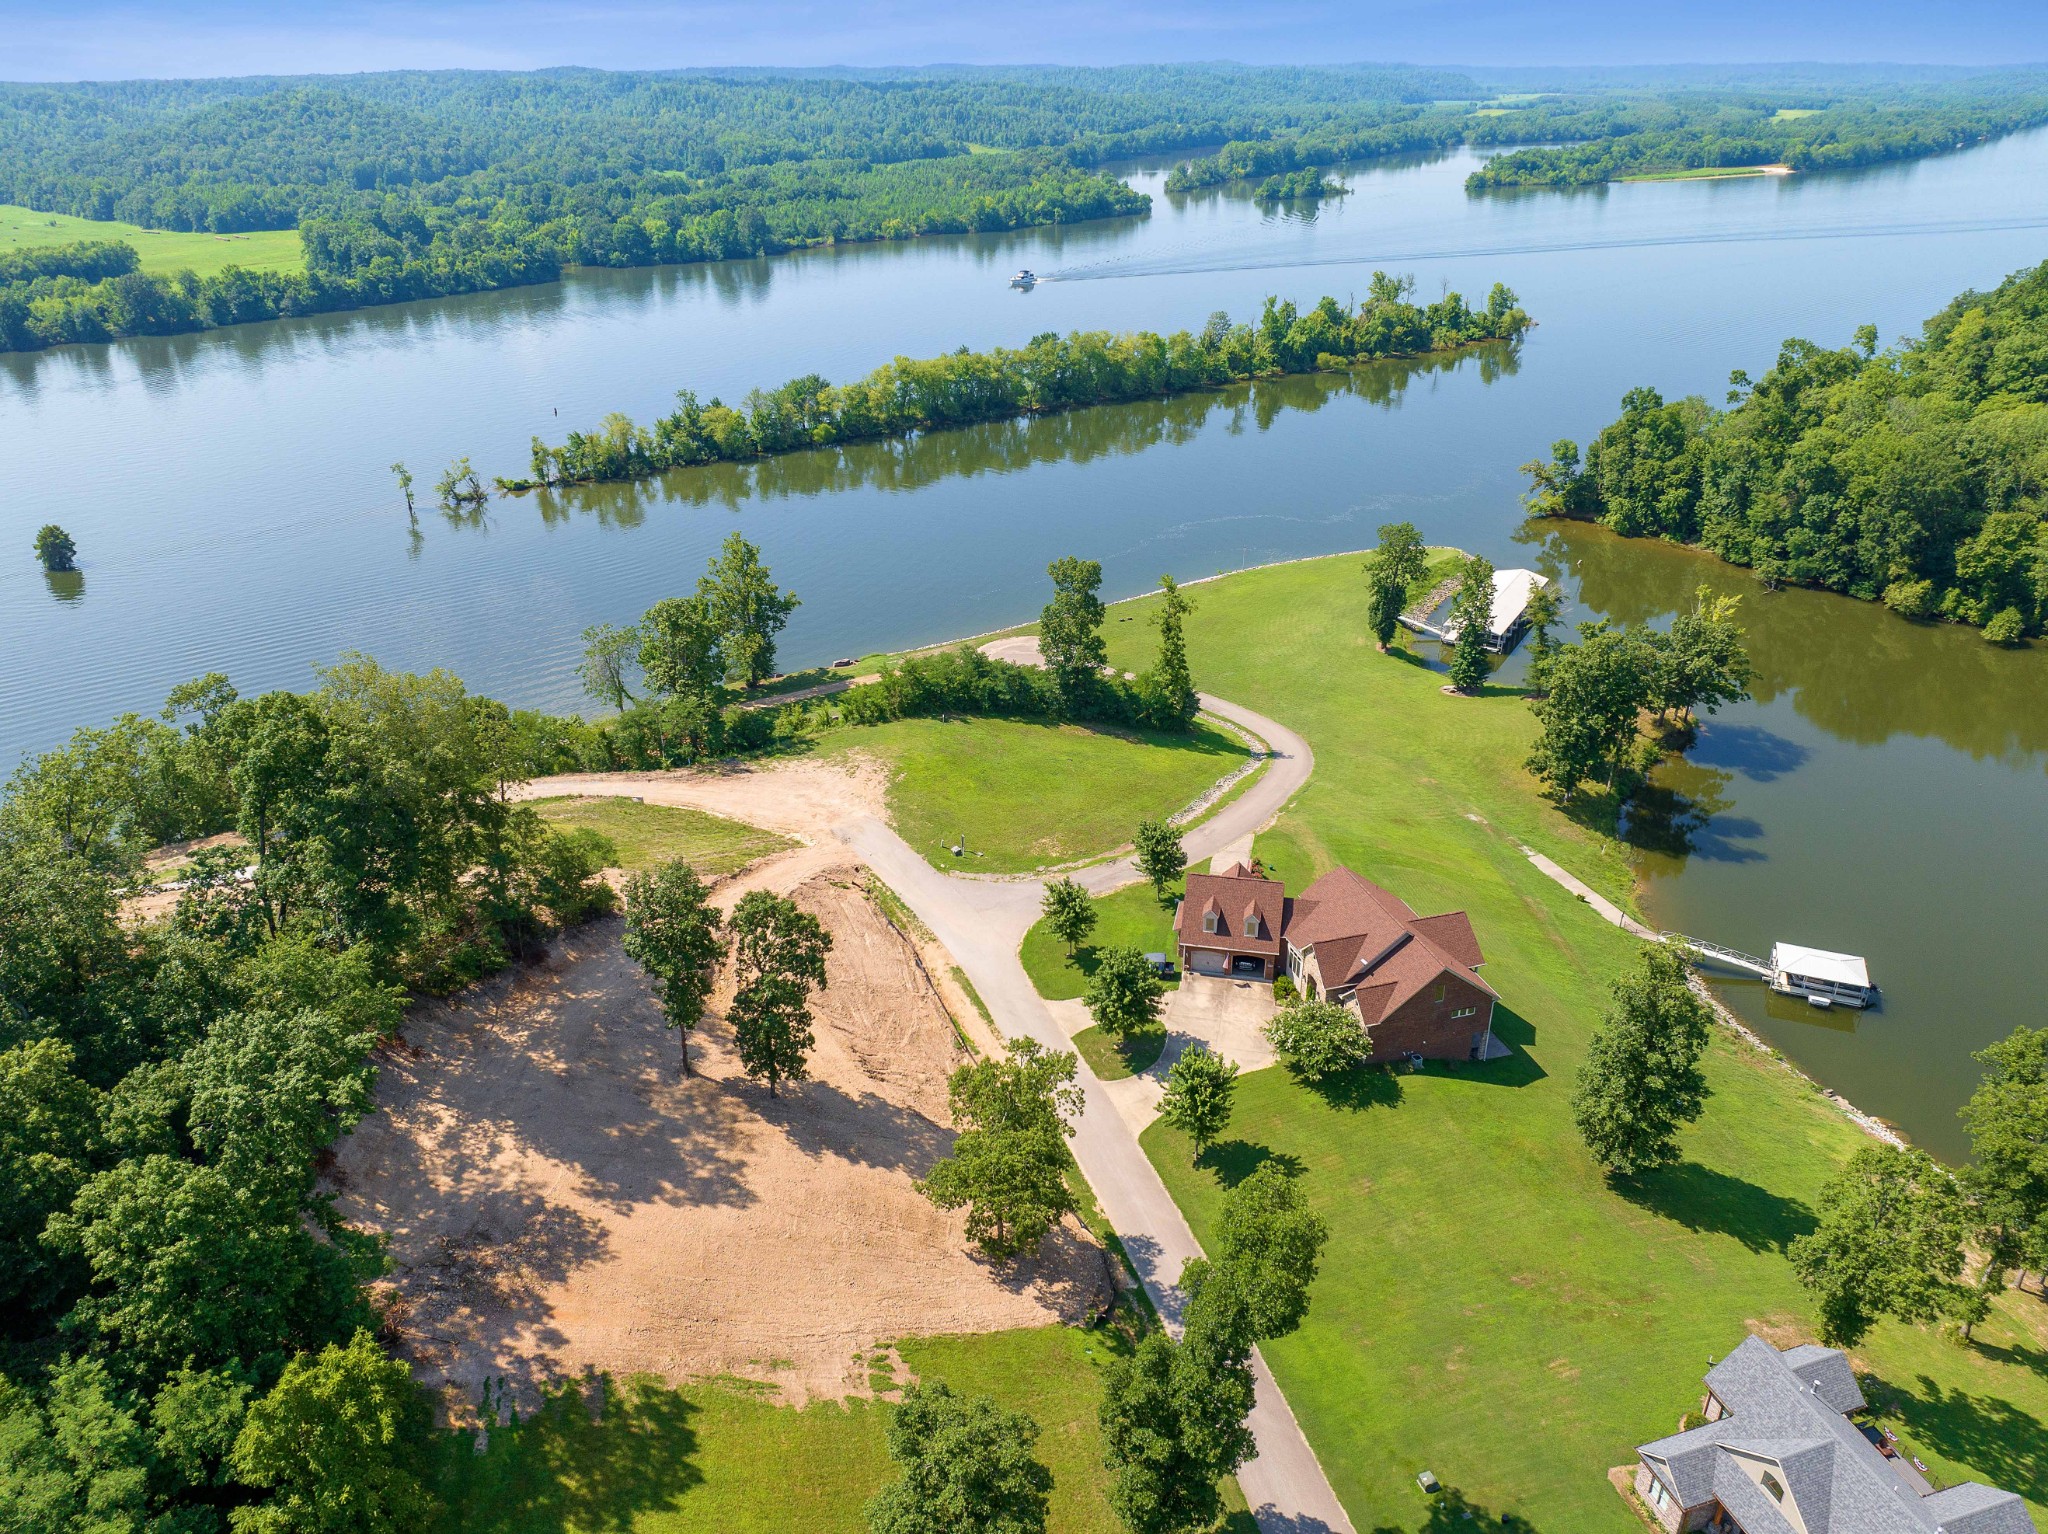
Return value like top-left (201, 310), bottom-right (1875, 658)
top-left (1203, 910), bottom-right (1218, 935)
top-left (1451, 1006), bottom-right (1476, 1019)
top-left (1433, 983), bottom-right (1446, 1002)
top-left (1761, 1472), bottom-right (1785, 1503)
top-left (1647, 1476), bottom-right (1670, 1511)
top-left (1244, 913), bottom-right (1258, 939)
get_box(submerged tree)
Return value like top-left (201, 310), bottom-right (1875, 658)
top-left (1648, 586), bottom-right (1754, 728)
top-left (388, 461), bottom-right (415, 518)
top-left (433, 456), bottom-right (486, 511)
top-left (1363, 521), bottom-right (1428, 651)
top-left (1571, 943), bottom-right (1712, 1177)
top-left (34, 524), bottom-right (77, 573)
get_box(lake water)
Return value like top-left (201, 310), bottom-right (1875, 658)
top-left (5, 135), bottom-right (2048, 1156)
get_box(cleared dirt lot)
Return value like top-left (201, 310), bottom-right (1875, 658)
top-left (330, 849), bottom-right (1111, 1412)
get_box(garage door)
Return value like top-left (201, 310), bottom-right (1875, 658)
top-left (1189, 949), bottom-right (1228, 975)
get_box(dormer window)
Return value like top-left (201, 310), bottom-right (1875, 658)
top-left (1761, 1472), bottom-right (1785, 1503)
top-left (1203, 909), bottom-right (1218, 935)
top-left (1243, 913), bottom-right (1258, 939)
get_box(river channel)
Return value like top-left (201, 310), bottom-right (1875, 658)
top-left (6, 134), bottom-right (2048, 1155)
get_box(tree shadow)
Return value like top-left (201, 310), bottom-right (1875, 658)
top-left (1368, 1486), bottom-right (1547, 1531)
top-left (755, 1078), bottom-right (954, 1178)
top-left (1618, 1162), bottom-right (1816, 1254)
top-left (1306, 1065), bottom-right (1404, 1111)
top-left (437, 1371), bottom-right (704, 1534)
top-left (1203, 1140), bottom-right (1307, 1189)
top-left (1688, 722), bottom-right (1811, 783)
top-left (1858, 1369), bottom-right (2048, 1507)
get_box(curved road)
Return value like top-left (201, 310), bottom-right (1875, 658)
top-left (537, 695), bottom-right (1350, 1532)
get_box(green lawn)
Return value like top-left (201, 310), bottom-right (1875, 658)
top-left (823, 716), bottom-right (1243, 874)
top-left (0, 203), bottom-right (305, 277)
top-left (431, 1325), bottom-right (1155, 1533)
top-left (1094, 554), bottom-right (2048, 1532)
top-left (1620, 165), bottom-right (1777, 181)
top-left (1773, 107), bottom-right (1822, 120)
top-left (530, 796), bottom-right (793, 875)
top-left (1021, 882), bottom-right (1183, 1001)
top-left (1073, 1022), bottom-right (1167, 1081)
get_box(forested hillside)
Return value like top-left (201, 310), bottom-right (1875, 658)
top-left (1525, 259), bottom-right (2048, 641)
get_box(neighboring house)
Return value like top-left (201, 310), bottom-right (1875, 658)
top-left (1634, 1335), bottom-right (2037, 1534)
top-left (1173, 863), bottom-right (1498, 1062)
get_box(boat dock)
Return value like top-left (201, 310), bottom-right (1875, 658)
top-left (1666, 934), bottom-right (1876, 1010)
top-left (1399, 568), bottom-right (1550, 653)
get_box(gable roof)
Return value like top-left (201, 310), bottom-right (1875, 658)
top-left (1638, 1337), bottom-right (2037, 1534)
top-left (1281, 868), bottom-right (1494, 1015)
top-left (1175, 865), bottom-right (1284, 956)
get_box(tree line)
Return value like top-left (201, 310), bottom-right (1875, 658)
top-left (506, 281), bottom-right (1532, 490)
top-left (1524, 258), bottom-right (2048, 643)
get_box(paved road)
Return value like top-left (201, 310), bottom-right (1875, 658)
top-left (847, 694), bottom-right (1350, 1534)
top-left (534, 694), bottom-right (1349, 1531)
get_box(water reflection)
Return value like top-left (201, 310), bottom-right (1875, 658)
top-left (1531, 520), bottom-right (2048, 764)
top-left (521, 341), bottom-right (1520, 528)
top-left (43, 569), bottom-right (84, 602)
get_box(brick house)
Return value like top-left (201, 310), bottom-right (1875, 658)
top-left (1173, 863), bottom-right (1498, 1063)
top-left (1633, 1335), bottom-right (2035, 1534)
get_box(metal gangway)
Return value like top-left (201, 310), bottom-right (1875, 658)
top-left (1662, 933), bottom-right (1773, 979)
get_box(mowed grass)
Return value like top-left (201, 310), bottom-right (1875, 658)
top-left (824, 716), bottom-right (1242, 874)
top-left (1021, 881), bottom-right (1183, 1001)
top-left (430, 1326), bottom-right (1138, 1533)
top-left (1099, 555), bottom-right (2048, 1532)
top-left (1072, 1022), bottom-right (1166, 1081)
top-left (0, 203), bottom-right (305, 277)
top-left (1620, 164), bottom-right (1778, 181)
top-left (529, 796), bottom-right (793, 875)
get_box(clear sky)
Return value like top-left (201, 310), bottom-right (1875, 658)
top-left (0, 0), bottom-right (2042, 81)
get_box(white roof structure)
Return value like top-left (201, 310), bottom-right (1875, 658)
top-left (1440, 569), bottom-right (1550, 643)
top-left (1772, 943), bottom-right (1871, 989)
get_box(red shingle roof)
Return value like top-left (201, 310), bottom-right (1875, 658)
top-left (1282, 867), bottom-right (1495, 1015)
top-left (1175, 865), bottom-right (1284, 956)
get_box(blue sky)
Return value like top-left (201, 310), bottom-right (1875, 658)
top-left (0, 0), bottom-right (2043, 81)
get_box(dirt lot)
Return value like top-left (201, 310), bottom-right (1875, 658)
top-left (330, 842), bottom-right (1111, 1413)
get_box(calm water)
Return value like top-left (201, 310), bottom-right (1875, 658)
top-left (6, 136), bottom-right (2048, 1154)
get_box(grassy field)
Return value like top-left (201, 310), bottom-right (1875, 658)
top-left (1619, 165), bottom-right (1779, 181)
top-left (1072, 1022), bottom-right (1166, 1081)
top-left (1021, 882), bottom-right (1183, 1000)
top-left (0, 203), bottom-right (305, 277)
top-left (1096, 554), bottom-right (2048, 1532)
top-left (823, 716), bottom-right (1243, 874)
top-left (529, 796), bottom-right (794, 875)
top-left (1773, 107), bottom-right (1822, 120)
top-left (430, 1326), bottom-right (1144, 1533)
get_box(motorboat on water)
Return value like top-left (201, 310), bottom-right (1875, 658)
top-left (1010, 269), bottom-right (1037, 288)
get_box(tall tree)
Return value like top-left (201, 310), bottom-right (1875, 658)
top-left (1571, 944), bottom-right (1713, 1177)
top-left (1159, 1045), bottom-right (1237, 1164)
top-left (1133, 820), bottom-right (1186, 900)
top-left (621, 860), bottom-right (727, 1076)
top-left (1525, 621), bottom-right (1655, 803)
top-left (1792, 1145), bottom-right (1969, 1348)
top-left (866, 1382), bottom-right (1052, 1534)
top-left (697, 531), bottom-right (800, 689)
top-left (230, 1330), bottom-right (439, 1534)
top-left (1521, 577), bottom-right (1564, 695)
top-left (1262, 998), bottom-right (1369, 1083)
top-left (1039, 556), bottom-right (1108, 702)
top-left (577, 622), bottom-right (641, 711)
top-left (637, 595), bottom-right (726, 702)
top-left (1445, 554), bottom-right (1496, 695)
top-left (0, 1038), bottom-right (101, 1315)
top-left (1649, 586), bottom-right (1754, 727)
top-left (727, 890), bottom-right (831, 1097)
top-left (1098, 1320), bottom-right (1255, 1534)
top-left (918, 1038), bottom-right (1083, 1262)
top-left (1960, 1025), bottom-right (2048, 1292)
top-left (1143, 575), bottom-right (1199, 730)
top-left (1039, 877), bottom-right (1097, 955)
top-left (1181, 1161), bottom-right (1330, 1344)
top-left (1363, 521), bottom-right (1427, 651)
top-left (1084, 946), bottom-right (1165, 1040)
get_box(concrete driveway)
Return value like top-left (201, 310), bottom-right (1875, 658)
top-left (1163, 972), bottom-right (1280, 1074)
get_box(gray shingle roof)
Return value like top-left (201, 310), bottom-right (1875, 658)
top-left (1636, 1336), bottom-right (2037, 1534)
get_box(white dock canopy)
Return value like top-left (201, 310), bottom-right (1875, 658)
top-left (1771, 944), bottom-right (1871, 990)
top-left (1440, 568), bottom-right (1551, 651)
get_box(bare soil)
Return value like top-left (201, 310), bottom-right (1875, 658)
top-left (329, 840), bottom-right (1110, 1413)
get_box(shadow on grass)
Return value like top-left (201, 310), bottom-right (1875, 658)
top-left (1861, 1369), bottom-right (2048, 1507)
top-left (1367, 1487), bottom-right (1546, 1532)
top-left (1306, 1065), bottom-right (1404, 1111)
top-left (1075, 1023), bottom-right (1165, 1081)
top-left (1961, 1335), bottom-right (2048, 1381)
top-left (438, 1372), bottom-right (702, 1533)
top-left (1618, 1161), bottom-right (1816, 1254)
top-left (1203, 1140), bottom-right (1307, 1189)
top-left (1467, 1005), bottom-right (1548, 1087)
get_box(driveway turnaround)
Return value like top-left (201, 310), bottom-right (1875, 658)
top-left (526, 694), bottom-right (1352, 1532)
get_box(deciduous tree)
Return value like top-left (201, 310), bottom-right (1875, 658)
top-left (1961, 1025), bottom-right (2048, 1292)
top-left (1263, 997), bottom-right (1369, 1083)
top-left (621, 860), bottom-right (727, 1076)
top-left (727, 890), bottom-right (831, 1097)
top-left (1040, 877), bottom-right (1096, 954)
top-left (1363, 521), bottom-right (1427, 651)
top-left (918, 1038), bottom-right (1082, 1262)
top-left (637, 595), bottom-right (726, 702)
top-left (1141, 574), bottom-right (1198, 730)
top-left (34, 523), bottom-right (78, 572)
top-left (577, 621), bottom-right (641, 711)
top-left (1446, 554), bottom-right (1496, 694)
top-left (697, 531), bottom-right (800, 688)
top-left (1159, 1044), bottom-right (1237, 1164)
top-left (1792, 1145), bottom-right (1968, 1347)
top-left (1570, 944), bottom-right (1712, 1177)
top-left (1525, 621), bottom-right (1655, 803)
top-left (1084, 945), bottom-right (1164, 1039)
top-left (1133, 819), bottom-right (1186, 900)
top-left (1039, 556), bottom-right (1107, 703)
top-left (866, 1381), bottom-right (1052, 1534)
